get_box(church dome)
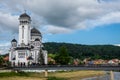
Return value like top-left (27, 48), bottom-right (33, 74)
top-left (11, 39), bottom-right (17, 42)
top-left (31, 28), bottom-right (42, 36)
top-left (20, 13), bottom-right (31, 19)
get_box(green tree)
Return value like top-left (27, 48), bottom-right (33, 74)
top-left (38, 49), bottom-right (44, 65)
top-left (44, 42), bottom-right (120, 60)
top-left (48, 53), bottom-right (56, 59)
top-left (0, 56), bottom-right (3, 66)
top-left (55, 46), bottom-right (70, 65)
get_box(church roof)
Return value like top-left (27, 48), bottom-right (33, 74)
top-left (31, 28), bottom-right (41, 34)
top-left (15, 47), bottom-right (31, 50)
top-left (20, 13), bottom-right (31, 19)
top-left (31, 28), bottom-right (42, 36)
top-left (11, 39), bottom-right (17, 42)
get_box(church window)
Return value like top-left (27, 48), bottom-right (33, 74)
top-left (22, 26), bottom-right (24, 39)
top-left (18, 53), bottom-right (25, 58)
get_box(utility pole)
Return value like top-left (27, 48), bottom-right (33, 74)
top-left (44, 69), bottom-right (48, 77)
top-left (110, 71), bottom-right (114, 80)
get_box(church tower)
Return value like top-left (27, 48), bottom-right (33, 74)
top-left (18, 13), bottom-right (31, 46)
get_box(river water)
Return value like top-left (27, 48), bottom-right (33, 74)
top-left (82, 72), bottom-right (120, 80)
top-left (114, 72), bottom-right (120, 80)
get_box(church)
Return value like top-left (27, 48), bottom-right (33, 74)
top-left (9, 13), bottom-right (48, 67)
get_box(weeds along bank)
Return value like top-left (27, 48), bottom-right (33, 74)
top-left (0, 70), bottom-right (105, 80)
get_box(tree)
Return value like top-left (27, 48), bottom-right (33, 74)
top-left (0, 56), bottom-right (3, 66)
top-left (55, 46), bottom-right (71, 65)
top-left (48, 53), bottom-right (56, 59)
top-left (38, 49), bottom-right (44, 65)
top-left (48, 53), bottom-right (56, 65)
top-left (44, 42), bottom-right (120, 60)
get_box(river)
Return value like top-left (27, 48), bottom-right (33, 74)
top-left (82, 72), bottom-right (120, 80)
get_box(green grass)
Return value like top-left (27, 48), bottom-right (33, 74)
top-left (0, 70), bottom-right (105, 80)
top-left (0, 72), bottom-right (29, 77)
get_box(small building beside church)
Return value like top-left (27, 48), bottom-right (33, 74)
top-left (9, 13), bottom-right (47, 66)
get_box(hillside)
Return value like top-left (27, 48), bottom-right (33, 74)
top-left (43, 42), bottom-right (120, 60)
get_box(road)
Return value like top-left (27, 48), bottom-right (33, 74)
top-left (12, 65), bottom-right (120, 71)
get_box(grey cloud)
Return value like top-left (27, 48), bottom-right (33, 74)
top-left (24, 0), bottom-right (120, 30)
top-left (0, 0), bottom-right (120, 34)
top-left (0, 12), bottom-right (18, 33)
top-left (42, 25), bottom-right (72, 34)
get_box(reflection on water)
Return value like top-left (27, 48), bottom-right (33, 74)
top-left (82, 72), bottom-right (120, 80)
top-left (114, 72), bottom-right (120, 80)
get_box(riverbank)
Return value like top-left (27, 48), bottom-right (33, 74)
top-left (0, 70), bottom-right (105, 80)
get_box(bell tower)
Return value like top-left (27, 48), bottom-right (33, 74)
top-left (18, 12), bottom-right (31, 46)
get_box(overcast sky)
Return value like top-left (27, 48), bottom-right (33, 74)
top-left (0, 0), bottom-right (120, 54)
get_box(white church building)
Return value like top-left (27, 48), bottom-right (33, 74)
top-left (9, 13), bottom-right (48, 67)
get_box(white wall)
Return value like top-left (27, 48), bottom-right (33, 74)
top-left (19, 24), bottom-right (31, 45)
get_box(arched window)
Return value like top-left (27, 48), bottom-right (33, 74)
top-left (22, 26), bottom-right (24, 39)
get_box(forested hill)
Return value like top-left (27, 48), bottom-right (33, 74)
top-left (43, 42), bottom-right (120, 60)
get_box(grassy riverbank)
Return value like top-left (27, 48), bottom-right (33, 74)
top-left (0, 70), bottom-right (105, 80)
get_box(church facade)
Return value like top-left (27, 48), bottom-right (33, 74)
top-left (9, 13), bottom-right (48, 66)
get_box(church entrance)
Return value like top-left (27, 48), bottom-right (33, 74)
top-left (19, 62), bottom-right (26, 67)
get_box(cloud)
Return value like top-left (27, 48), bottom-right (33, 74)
top-left (98, 0), bottom-right (119, 3)
top-left (0, 42), bottom-right (10, 47)
top-left (99, 11), bottom-right (120, 24)
top-left (0, 12), bottom-right (18, 33)
top-left (42, 25), bottom-right (72, 34)
top-left (22, 0), bottom-right (120, 31)
top-left (114, 44), bottom-right (120, 47)
top-left (0, 0), bottom-right (120, 34)
top-left (81, 11), bottom-right (120, 29)
top-left (0, 42), bottom-right (10, 55)
top-left (25, 0), bottom-right (101, 29)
